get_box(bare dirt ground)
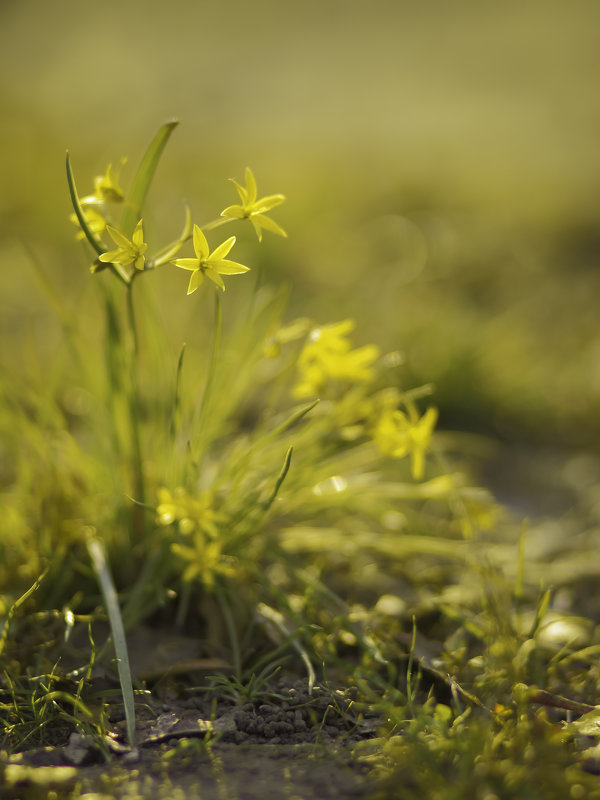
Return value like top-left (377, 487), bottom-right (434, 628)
top-left (4, 680), bottom-right (382, 799)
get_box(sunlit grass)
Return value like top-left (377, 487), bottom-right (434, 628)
top-left (2, 122), bottom-right (600, 799)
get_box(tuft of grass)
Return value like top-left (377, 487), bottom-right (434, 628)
top-left (2, 123), bottom-right (600, 800)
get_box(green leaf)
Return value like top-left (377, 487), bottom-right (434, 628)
top-left (65, 151), bottom-right (106, 256)
top-left (87, 535), bottom-right (136, 748)
top-left (255, 399), bottom-right (319, 453)
top-left (0, 568), bottom-right (48, 658)
top-left (261, 446), bottom-right (293, 512)
top-left (121, 119), bottom-right (179, 237)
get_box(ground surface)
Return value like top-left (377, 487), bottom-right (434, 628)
top-left (4, 680), bottom-right (382, 799)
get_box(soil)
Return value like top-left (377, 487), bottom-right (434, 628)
top-left (3, 680), bottom-right (383, 799)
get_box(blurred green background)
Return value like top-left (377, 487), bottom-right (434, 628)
top-left (2, 0), bottom-right (600, 458)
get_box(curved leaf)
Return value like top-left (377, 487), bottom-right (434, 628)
top-left (121, 119), bottom-right (179, 237)
top-left (65, 151), bottom-right (106, 256)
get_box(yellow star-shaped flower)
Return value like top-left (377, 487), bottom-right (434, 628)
top-left (98, 219), bottom-right (147, 273)
top-left (293, 320), bottom-right (380, 398)
top-left (221, 167), bottom-right (286, 241)
top-left (373, 406), bottom-right (438, 480)
top-left (70, 206), bottom-right (107, 241)
top-left (82, 160), bottom-right (126, 204)
top-left (172, 224), bottom-right (250, 294)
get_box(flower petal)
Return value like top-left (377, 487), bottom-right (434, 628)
top-left (192, 224), bottom-right (209, 260)
top-left (216, 259), bottom-right (250, 275)
top-left (253, 194), bottom-right (286, 213)
top-left (173, 258), bottom-right (200, 271)
top-left (205, 268), bottom-right (226, 291)
top-left (221, 204), bottom-right (245, 219)
top-left (187, 269), bottom-right (203, 295)
top-left (132, 219), bottom-right (145, 247)
top-left (105, 225), bottom-right (132, 248)
top-left (253, 214), bottom-right (287, 238)
top-left (250, 218), bottom-right (263, 242)
top-left (244, 168), bottom-right (257, 205)
top-left (209, 236), bottom-right (236, 261)
top-left (229, 178), bottom-right (247, 205)
top-left (98, 249), bottom-right (121, 263)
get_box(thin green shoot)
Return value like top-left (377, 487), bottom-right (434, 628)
top-left (406, 615), bottom-right (421, 715)
top-left (87, 535), bottom-right (136, 748)
top-left (125, 282), bottom-right (145, 517)
top-left (217, 588), bottom-right (243, 682)
top-left (260, 446), bottom-right (293, 513)
top-left (0, 569), bottom-right (48, 659)
top-left (171, 341), bottom-right (187, 439)
top-left (120, 119), bottom-right (179, 238)
top-left (193, 290), bottom-right (223, 464)
top-left (65, 152), bottom-right (107, 259)
top-left (256, 602), bottom-right (315, 694)
top-left (514, 519), bottom-right (528, 631)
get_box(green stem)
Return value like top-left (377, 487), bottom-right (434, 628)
top-left (126, 282), bottom-right (145, 539)
top-left (217, 587), bottom-right (242, 681)
top-left (199, 216), bottom-right (236, 234)
top-left (194, 291), bottom-right (222, 465)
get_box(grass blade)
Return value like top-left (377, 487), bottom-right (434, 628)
top-left (171, 342), bottom-right (187, 438)
top-left (261, 446), bottom-right (293, 512)
top-left (0, 569), bottom-right (48, 658)
top-left (65, 152), bottom-right (106, 257)
top-left (87, 536), bottom-right (136, 747)
top-left (121, 119), bottom-right (179, 237)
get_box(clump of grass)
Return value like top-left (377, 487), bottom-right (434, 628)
top-left (2, 122), bottom-right (600, 800)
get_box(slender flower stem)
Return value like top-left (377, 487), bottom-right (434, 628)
top-left (199, 216), bottom-right (236, 233)
top-left (126, 282), bottom-right (145, 538)
top-left (194, 291), bottom-right (222, 465)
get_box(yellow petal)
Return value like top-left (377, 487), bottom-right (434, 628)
top-left (221, 204), bottom-right (245, 219)
top-left (229, 178), bottom-right (248, 205)
top-left (192, 224), bottom-right (210, 260)
top-left (98, 249), bottom-right (120, 263)
top-left (187, 270), bottom-right (203, 295)
top-left (253, 194), bottom-right (286, 213)
top-left (206, 268), bottom-right (226, 291)
top-left (244, 167), bottom-right (257, 205)
top-left (210, 236), bottom-right (236, 261)
top-left (217, 259), bottom-right (250, 275)
top-left (132, 219), bottom-right (145, 247)
top-left (253, 214), bottom-right (287, 238)
top-left (173, 258), bottom-right (200, 271)
top-left (105, 225), bottom-right (132, 249)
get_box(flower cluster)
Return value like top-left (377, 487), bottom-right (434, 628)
top-left (372, 403), bottom-right (438, 480)
top-left (293, 320), bottom-right (380, 398)
top-left (70, 147), bottom-right (285, 293)
top-left (281, 318), bottom-right (438, 479)
top-left (156, 487), bottom-right (234, 586)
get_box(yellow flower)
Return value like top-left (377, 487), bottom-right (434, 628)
top-left (221, 167), bottom-right (286, 241)
top-left (373, 405), bottom-right (438, 480)
top-left (293, 320), bottom-right (379, 398)
top-left (70, 206), bottom-right (107, 241)
top-left (171, 533), bottom-right (227, 586)
top-left (172, 224), bottom-right (249, 294)
top-left (156, 487), bottom-right (219, 537)
top-left (82, 160), bottom-right (126, 204)
top-left (156, 487), bottom-right (233, 587)
top-left (98, 218), bottom-right (147, 272)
